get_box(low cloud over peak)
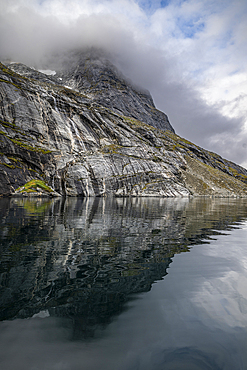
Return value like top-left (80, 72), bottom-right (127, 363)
top-left (1, 0), bottom-right (247, 167)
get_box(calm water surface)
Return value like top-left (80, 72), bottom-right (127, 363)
top-left (0, 197), bottom-right (247, 370)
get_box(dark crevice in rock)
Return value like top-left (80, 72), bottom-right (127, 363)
top-left (0, 53), bottom-right (247, 197)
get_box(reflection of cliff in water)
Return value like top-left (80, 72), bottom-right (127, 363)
top-left (0, 197), bottom-right (247, 338)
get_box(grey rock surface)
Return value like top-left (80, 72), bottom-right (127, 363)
top-left (1, 51), bottom-right (247, 197)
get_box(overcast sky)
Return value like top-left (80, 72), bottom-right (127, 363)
top-left (0, 0), bottom-right (247, 167)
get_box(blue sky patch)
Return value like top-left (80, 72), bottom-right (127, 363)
top-left (137, 0), bottom-right (171, 14)
top-left (160, 0), bottom-right (171, 7)
top-left (177, 17), bottom-right (205, 39)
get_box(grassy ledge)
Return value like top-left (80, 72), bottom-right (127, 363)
top-left (15, 179), bottom-right (54, 194)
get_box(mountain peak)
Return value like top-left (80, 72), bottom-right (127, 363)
top-left (0, 53), bottom-right (247, 197)
top-left (6, 48), bottom-right (174, 133)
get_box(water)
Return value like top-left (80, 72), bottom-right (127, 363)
top-left (0, 197), bottom-right (247, 370)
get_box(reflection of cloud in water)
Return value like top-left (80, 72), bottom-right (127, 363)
top-left (154, 347), bottom-right (222, 370)
top-left (1, 198), bottom-right (247, 369)
top-left (186, 225), bottom-right (247, 329)
top-left (1, 316), bottom-right (245, 370)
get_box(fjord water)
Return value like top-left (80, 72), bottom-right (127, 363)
top-left (0, 197), bottom-right (247, 370)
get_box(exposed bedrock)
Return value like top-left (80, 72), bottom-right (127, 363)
top-left (1, 50), bottom-right (247, 197)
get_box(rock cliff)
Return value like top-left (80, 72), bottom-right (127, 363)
top-left (1, 49), bottom-right (247, 197)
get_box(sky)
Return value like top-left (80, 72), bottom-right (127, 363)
top-left (0, 0), bottom-right (247, 167)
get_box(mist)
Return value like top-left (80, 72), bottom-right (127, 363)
top-left (1, 0), bottom-right (246, 167)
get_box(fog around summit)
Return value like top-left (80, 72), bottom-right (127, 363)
top-left (1, 0), bottom-right (247, 167)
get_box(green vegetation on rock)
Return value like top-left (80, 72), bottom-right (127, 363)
top-left (16, 180), bottom-right (53, 194)
top-left (1, 54), bottom-right (247, 197)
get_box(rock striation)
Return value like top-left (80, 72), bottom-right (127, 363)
top-left (1, 49), bottom-right (247, 197)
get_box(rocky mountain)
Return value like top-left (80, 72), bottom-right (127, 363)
top-left (1, 49), bottom-right (247, 197)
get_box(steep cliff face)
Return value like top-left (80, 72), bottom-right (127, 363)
top-left (0, 50), bottom-right (247, 197)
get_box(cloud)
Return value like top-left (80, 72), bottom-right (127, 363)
top-left (0, 0), bottom-right (247, 166)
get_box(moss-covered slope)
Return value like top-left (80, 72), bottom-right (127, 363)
top-left (1, 57), bottom-right (247, 197)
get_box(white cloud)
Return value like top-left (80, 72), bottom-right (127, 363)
top-left (0, 0), bottom-right (247, 166)
top-left (144, 0), bottom-right (247, 164)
